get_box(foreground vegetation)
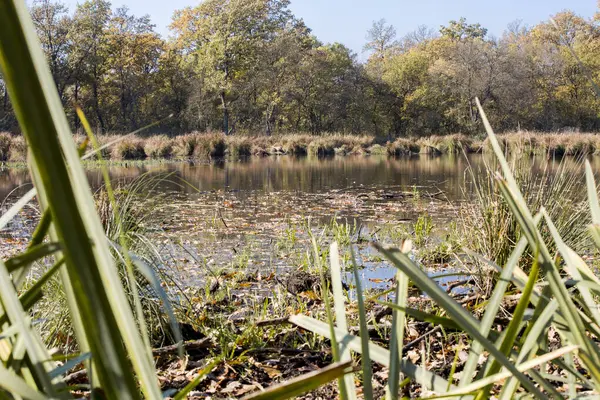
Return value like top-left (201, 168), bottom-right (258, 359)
top-left (5, 0), bottom-right (600, 398)
top-left (0, 0), bottom-right (599, 136)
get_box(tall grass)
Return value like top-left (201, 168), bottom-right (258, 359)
top-left (249, 100), bottom-right (600, 399)
top-left (0, 1), bottom-right (167, 397)
top-left (461, 156), bottom-right (591, 274)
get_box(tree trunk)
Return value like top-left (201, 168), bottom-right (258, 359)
top-left (92, 78), bottom-right (106, 133)
top-left (220, 90), bottom-right (229, 135)
top-left (73, 82), bottom-right (80, 133)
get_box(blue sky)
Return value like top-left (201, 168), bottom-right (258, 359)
top-left (61, 0), bottom-right (598, 56)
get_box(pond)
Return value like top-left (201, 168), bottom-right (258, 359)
top-left (0, 153), bottom-right (595, 291)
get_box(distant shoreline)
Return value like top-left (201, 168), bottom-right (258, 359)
top-left (1, 131), bottom-right (599, 164)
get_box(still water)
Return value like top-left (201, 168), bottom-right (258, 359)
top-left (2, 154), bottom-right (488, 201)
top-left (0, 154), bottom-right (593, 289)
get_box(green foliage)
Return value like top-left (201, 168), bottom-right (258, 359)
top-left (2, 1), bottom-right (600, 136)
top-left (279, 101), bottom-right (600, 399)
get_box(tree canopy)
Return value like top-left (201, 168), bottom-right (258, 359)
top-left (1, 0), bottom-right (599, 136)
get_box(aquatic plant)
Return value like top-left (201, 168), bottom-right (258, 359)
top-left (461, 155), bottom-right (590, 271)
top-left (8, 134), bottom-right (27, 161)
top-left (386, 138), bottom-right (420, 155)
top-left (226, 135), bottom-right (252, 157)
top-left (144, 135), bottom-right (174, 159)
top-left (174, 132), bottom-right (200, 158)
top-left (111, 136), bottom-right (147, 160)
top-left (0, 132), bottom-right (12, 162)
top-left (194, 132), bottom-right (226, 159)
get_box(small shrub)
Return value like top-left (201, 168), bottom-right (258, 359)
top-left (174, 133), bottom-right (200, 158)
top-left (387, 138), bottom-right (420, 155)
top-left (194, 133), bottom-right (226, 159)
top-left (226, 136), bottom-right (252, 157)
top-left (0, 132), bottom-right (12, 162)
top-left (144, 135), bottom-right (173, 159)
top-left (368, 143), bottom-right (387, 155)
top-left (111, 137), bottom-right (146, 160)
top-left (9, 135), bottom-right (27, 161)
top-left (307, 138), bottom-right (335, 156)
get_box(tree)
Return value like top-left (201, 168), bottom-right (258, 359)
top-left (30, 0), bottom-right (73, 100)
top-left (440, 17), bottom-right (487, 40)
top-left (363, 19), bottom-right (398, 58)
top-left (171, 0), bottom-right (297, 134)
top-left (105, 7), bottom-right (164, 130)
top-left (69, 0), bottom-right (112, 132)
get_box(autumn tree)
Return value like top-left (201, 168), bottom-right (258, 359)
top-left (440, 17), bottom-right (487, 40)
top-left (171, 0), bottom-right (298, 134)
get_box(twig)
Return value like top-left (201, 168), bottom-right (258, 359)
top-left (402, 325), bottom-right (442, 354)
top-left (152, 337), bottom-right (213, 356)
top-left (255, 317), bottom-right (290, 327)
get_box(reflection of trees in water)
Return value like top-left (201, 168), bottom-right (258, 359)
top-left (0, 155), bottom-right (595, 202)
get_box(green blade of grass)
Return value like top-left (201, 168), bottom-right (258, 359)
top-left (110, 241), bottom-right (183, 358)
top-left (0, 257), bottom-right (64, 327)
top-left (387, 248), bottom-right (409, 400)
top-left (49, 352), bottom-right (91, 381)
top-left (500, 299), bottom-right (559, 398)
top-left (173, 359), bottom-right (219, 400)
top-left (544, 211), bottom-right (600, 326)
top-left (460, 220), bottom-right (533, 387)
top-left (585, 161), bottom-right (600, 224)
top-left (0, 259), bottom-right (55, 395)
top-left (432, 345), bottom-right (579, 400)
top-left (309, 234), bottom-right (348, 400)
top-left (0, 0), bottom-right (161, 396)
top-left (377, 303), bottom-right (463, 331)
top-left (350, 246), bottom-right (373, 400)
top-left (0, 188), bottom-right (36, 231)
top-left (476, 251), bottom-right (539, 400)
top-left (242, 361), bottom-right (353, 400)
top-left (477, 98), bottom-right (600, 389)
top-left (0, 364), bottom-right (47, 400)
top-left (374, 244), bottom-right (547, 398)
top-left (5, 242), bottom-right (61, 273)
top-left (289, 314), bottom-right (461, 395)
top-left (329, 242), bottom-right (357, 400)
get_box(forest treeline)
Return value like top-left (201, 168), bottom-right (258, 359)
top-left (1, 0), bottom-right (599, 136)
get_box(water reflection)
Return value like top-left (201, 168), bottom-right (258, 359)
top-left (0, 154), bottom-right (596, 203)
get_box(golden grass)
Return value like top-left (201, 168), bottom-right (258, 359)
top-left (2, 131), bottom-right (600, 161)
